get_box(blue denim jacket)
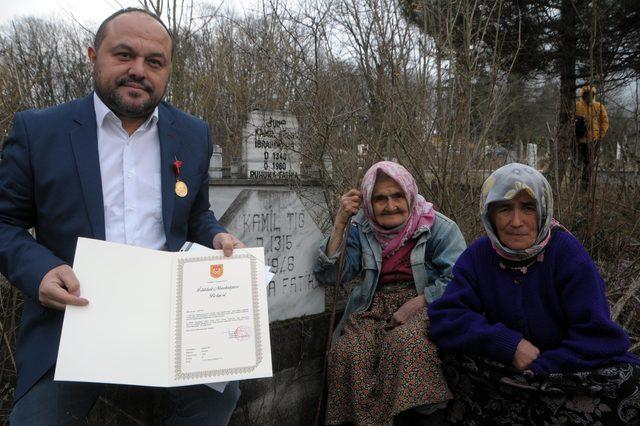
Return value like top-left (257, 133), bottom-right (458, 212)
top-left (314, 210), bottom-right (466, 343)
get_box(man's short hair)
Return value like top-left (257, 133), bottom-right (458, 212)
top-left (93, 7), bottom-right (174, 58)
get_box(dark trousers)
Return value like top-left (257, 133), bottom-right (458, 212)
top-left (9, 367), bottom-right (240, 425)
top-left (573, 141), bottom-right (599, 190)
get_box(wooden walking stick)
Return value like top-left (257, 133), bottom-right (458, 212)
top-left (313, 165), bottom-right (365, 426)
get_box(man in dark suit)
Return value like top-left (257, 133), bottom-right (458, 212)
top-left (0, 8), bottom-right (243, 425)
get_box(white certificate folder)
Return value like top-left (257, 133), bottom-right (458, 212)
top-left (55, 238), bottom-right (272, 387)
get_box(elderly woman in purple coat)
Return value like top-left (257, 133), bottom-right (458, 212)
top-left (429, 163), bottom-right (640, 424)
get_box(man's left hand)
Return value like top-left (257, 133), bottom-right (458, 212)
top-left (385, 295), bottom-right (426, 330)
top-left (213, 232), bottom-right (246, 257)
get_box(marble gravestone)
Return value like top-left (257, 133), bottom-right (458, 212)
top-left (527, 143), bottom-right (538, 168)
top-left (242, 110), bottom-right (300, 180)
top-left (220, 190), bottom-right (325, 322)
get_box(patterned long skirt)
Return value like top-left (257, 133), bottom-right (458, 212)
top-left (326, 287), bottom-right (451, 425)
top-left (442, 354), bottom-right (640, 425)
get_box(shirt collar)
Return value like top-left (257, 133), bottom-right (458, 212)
top-left (93, 92), bottom-right (159, 131)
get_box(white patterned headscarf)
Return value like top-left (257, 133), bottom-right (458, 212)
top-left (481, 163), bottom-right (564, 261)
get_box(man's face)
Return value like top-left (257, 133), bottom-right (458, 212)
top-left (88, 12), bottom-right (172, 120)
top-left (582, 90), bottom-right (593, 103)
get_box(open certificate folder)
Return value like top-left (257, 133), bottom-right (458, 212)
top-left (55, 238), bottom-right (272, 387)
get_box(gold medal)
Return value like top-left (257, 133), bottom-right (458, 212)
top-left (175, 180), bottom-right (188, 197)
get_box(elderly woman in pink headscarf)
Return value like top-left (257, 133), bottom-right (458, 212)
top-left (314, 161), bottom-right (466, 425)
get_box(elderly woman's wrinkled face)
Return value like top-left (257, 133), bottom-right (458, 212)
top-left (371, 174), bottom-right (409, 229)
top-left (491, 190), bottom-right (538, 250)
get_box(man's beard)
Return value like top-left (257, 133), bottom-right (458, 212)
top-left (94, 74), bottom-right (165, 118)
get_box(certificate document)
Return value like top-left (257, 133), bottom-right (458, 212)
top-left (55, 238), bottom-right (272, 387)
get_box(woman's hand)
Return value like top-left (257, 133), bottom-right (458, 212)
top-left (385, 295), bottom-right (426, 330)
top-left (327, 189), bottom-right (362, 257)
top-left (512, 339), bottom-right (540, 371)
top-left (335, 189), bottom-right (362, 227)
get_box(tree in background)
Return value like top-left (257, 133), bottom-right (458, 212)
top-left (402, 0), bottom-right (640, 186)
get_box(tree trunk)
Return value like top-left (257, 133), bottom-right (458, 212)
top-left (555, 0), bottom-right (578, 190)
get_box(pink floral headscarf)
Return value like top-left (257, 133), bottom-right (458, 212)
top-left (360, 161), bottom-right (435, 258)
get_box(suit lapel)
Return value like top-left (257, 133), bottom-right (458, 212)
top-left (158, 103), bottom-right (180, 248)
top-left (69, 94), bottom-right (106, 240)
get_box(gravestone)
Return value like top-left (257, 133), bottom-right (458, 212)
top-left (242, 110), bottom-right (300, 180)
top-left (526, 143), bottom-right (538, 168)
top-left (219, 190), bottom-right (325, 321)
top-left (209, 144), bottom-right (223, 178)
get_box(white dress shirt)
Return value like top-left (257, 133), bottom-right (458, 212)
top-left (94, 93), bottom-right (166, 250)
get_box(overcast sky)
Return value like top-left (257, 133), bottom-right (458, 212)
top-left (0, 0), bottom-right (257, 26)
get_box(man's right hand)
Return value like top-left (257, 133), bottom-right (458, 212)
top-left (512, 338), bottom-right (540, 371)
top-left (39, 265), bottom-right (89, 310)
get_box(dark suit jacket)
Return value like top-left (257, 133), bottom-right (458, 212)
top-left (0, 94), bottom-right (226, 401)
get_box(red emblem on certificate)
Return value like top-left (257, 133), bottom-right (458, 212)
top-left (210, 264), bottom-right (223, 279)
